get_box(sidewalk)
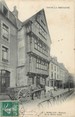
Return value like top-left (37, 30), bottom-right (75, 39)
top-left (51, 88), bottom-right (69, 97)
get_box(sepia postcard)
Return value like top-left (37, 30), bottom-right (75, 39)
top-left (0, 0), bottom-right (75, 117)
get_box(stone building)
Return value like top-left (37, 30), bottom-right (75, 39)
top-left (17, 9), bottom-right (51, 90)
top-left (0, 0), bottom-right (19, 93)
top-left (49, 57), bottom-right (69, 89)
top-left (0, 0), bottom-right (51, 94)
top-left (0, 0), bottom-right (70, 98)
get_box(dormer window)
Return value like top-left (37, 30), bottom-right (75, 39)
top-left (3, 5), bottom-right (8, 17)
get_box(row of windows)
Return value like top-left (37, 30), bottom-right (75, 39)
top-left (29, 76), bottom-right (45, 86)
top-left (2, 23), bottom-right (9, 41)
top-left (29, 56), bottom-right (48, 71)
top-left (36, 58), bottom-right (48, 71)
top-left (35, 14), bottom-right (47, 32)
top-left (26, 21), bottom-right (47, 41)
top-left (51, 72), bottom-right (57, 79)
top-left (1, 22), bottom-right (9, 62)
top-left (51, 70), bottom-right (65, 80)
top-left (34, 21), bottom-right (47, 39)
top-left (33, 21), bottom-right (47, 40)
top-left (39, 26), bottom-right (47, 40)
top-left (34, 38), bottom-right (49, 56)
top-left (50, 63), bottom-right (65, 77)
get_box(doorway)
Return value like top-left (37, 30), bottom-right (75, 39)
top-left (0, 70), bottom-right (10, 93)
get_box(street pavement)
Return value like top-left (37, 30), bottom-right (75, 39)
top-left (19, 89), bottom-right (75, 117)
top-left (0, 88), bottom-right (75, 117)
top-left (20, 88), bottom-right (74, 108)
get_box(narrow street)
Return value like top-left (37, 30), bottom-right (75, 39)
top-left (19, 88), bottom-right (74, 108)
top-left (19, 89), bottom-right (75, 117)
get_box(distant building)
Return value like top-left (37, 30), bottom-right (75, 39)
top-left (49, 57), bottom-right (69, 89)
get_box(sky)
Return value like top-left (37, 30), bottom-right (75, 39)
top-left (4, 0), bottom-right (75, 74)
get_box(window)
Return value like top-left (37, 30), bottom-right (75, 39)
top-left (54, 66), bottom-right (56, 71)
top-left (57, 75), bottom-right (59, 79)
top-left (36, 58), bottom-right (39, 68)
top-left (2, 46), bottom-right (8, 62)
top-left (34, 38), bottom-right (38, 49)
top-left (39, 26), bottom-right (47, 40)
top-left (36, 58), bottom-right (47, 71)
top-left (2, 23), bottom-right (9, 41)
top-left (36, 15), bottom-right (47, 34)
top-left (33, 36), bottom-right (48, 56)
top-left (51, 72), bottom-right (53, 79)
top-left (51, 64), bottom-right (53, 70)
top-left (38, 42), bottom-right (40, 51)
top-left (39, 42), bottom-right (42, 52)
top-left (39, 59), bottom-right (41, 69)
top-left (3, 6), bottom-right (8, 17)
top-left (54, 73), bottom-right (56, 79)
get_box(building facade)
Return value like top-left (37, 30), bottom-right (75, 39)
top-left (0, 0), bottom-right (70, 97)
top-left (49, 57), bottom-right (69, 89)
top-left (0, 1), bottom-right (51, 94)
top-left (0, 1), bottom-right (19, 93)
top-left (17, 10), bottom-right (51, 90)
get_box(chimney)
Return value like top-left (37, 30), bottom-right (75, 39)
top-left (12, 6), bottom-right (18, 18)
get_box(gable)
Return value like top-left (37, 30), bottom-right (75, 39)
top-left (35, 9), bottom-right (52, 45)
top-left (36, 9), bottom-right (48, 31)
top-left (23, 9), bottom-right (52, 46)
